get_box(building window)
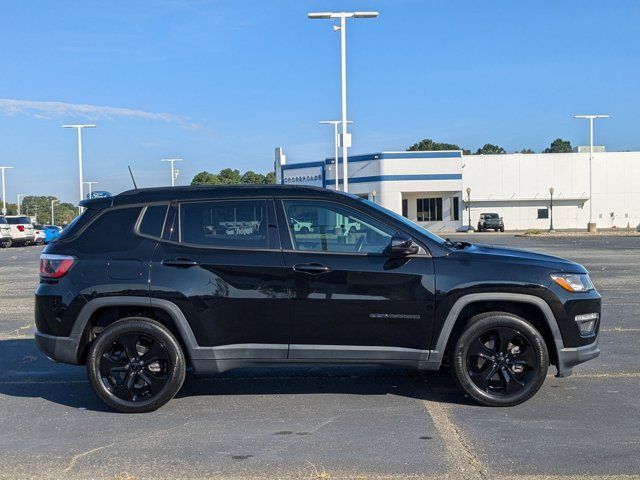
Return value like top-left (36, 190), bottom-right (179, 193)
top-left (537, 208), bottom-right (549, 219)
top-left (402, 199), bottom-right (408, 218)
top-left (451, 197), bottom-right (460, 221)
top-left (417, 198), bottom-right (443, 222)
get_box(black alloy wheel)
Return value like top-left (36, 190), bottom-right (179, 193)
top-left (451, 312), bottom-right (548, 407)
top-left (87, 318), bottom-right (186, 413)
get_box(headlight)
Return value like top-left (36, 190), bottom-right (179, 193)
top-left (550, 273), bottom-right (594, 292)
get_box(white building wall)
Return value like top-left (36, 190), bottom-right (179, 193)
top-left (462, 152), bottom-right (640, 230)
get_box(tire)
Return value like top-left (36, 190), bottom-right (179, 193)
top-left (450, 312), bottom-right (549, 407)
top-left (0, 239), bottom-right (10, 248)
top-left (87, 317), bottom-right (186, 413)
top-left (299, 226), bottom-right (309, 234)
top-left (500, 227), bottom-right (505, 232)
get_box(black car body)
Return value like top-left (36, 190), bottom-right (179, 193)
top-left (34, 185), bottom-right (600, 412)
top-left (478, 213), bottom-right (505, 232)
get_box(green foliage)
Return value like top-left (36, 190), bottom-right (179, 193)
top-left (544, 138), bottom-right (573, 153)
top-left (19, 196), bottom-right (77, 225)
top-left (520, 148), bottom-right (535, 154)
top-left (191, 168), bottom-right (276, 186)
top-left (407, 138), bottom-right (465, 152)
top-left (475, 144), bottom-right (506, 155)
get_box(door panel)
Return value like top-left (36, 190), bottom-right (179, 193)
top-left (149, 198), bottom-right (289, 358)
top-left (279, 199), bottom-right (436, 358)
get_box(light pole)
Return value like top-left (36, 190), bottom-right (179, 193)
top-left (51, 200), bottom-right (58, 226)
top-left (17, 193), bottom-right (26, 216)
top-left (62, 124), bottom-right (96, 213)
top-left (549, 187), bottom-right (555, 233)
top-left (308, 11), bottom-right (379, 193)
top-left (466, 187), bottom-right (472, 230)
top-left (161, 158), bottom-right (183, 187)
top-left (84, 181), bottom-right (98, 199)
top-left (0, 166), bottom-right (14, 215)
top-left (320, 120), bottom-right (353, 190)
top-left (574, 114), bottom-right (609, 231)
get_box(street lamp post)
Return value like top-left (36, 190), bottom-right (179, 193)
top-left (17, 193), bottom-right (26, 216)
top-left (308, 11), bottom-right (379, 193)
top-left (466, 187), bottom-right (472, 230)
top-left (549, 187), bottom-right (555, 233)
top-left (51, 200), bottom-right (58, 226)
top-left (320, 120), bottom-right (353, 190)
top-left (62, 124), bottom-right (96, 214)
top-left (574, 114), bottom-right (609, 232)
top-left (161, 158), bottom-right (183, 187)
top-left (0, 166), bottom-right (14, 215)
top-left (83, 181), bottom-right (98, 199)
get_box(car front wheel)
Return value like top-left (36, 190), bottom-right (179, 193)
top-left (87, 318), bottom-right (186, 413)
top-left (451, 312), bottom-right (549, 406)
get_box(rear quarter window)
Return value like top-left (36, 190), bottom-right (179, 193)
top-left (72, 207), bottom-right (143, 252)
top-left (138, 205), bottom-right (168, 238)
top-left (0, 217), bottom-right (7, 224)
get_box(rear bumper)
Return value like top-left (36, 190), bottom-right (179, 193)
top-left (34, 330), bottom-right (81, 365)
top-left (555, 339), bottom-right (600, 377)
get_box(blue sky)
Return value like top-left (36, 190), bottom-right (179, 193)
top-left (1, 0), bottom-right (639, 203)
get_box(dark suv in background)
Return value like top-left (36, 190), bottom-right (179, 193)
top-left (478, 213), bottom-right (505, 232)
top-left (35, 186), bottom-right (600, 413)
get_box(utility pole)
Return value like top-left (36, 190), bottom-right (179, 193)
top-left (320, 120), bottom-right (353, 190)
top-left (84, 181), bottom-right (98, 199)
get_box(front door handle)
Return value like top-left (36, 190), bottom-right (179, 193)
top-left (162, 258), bottom-right (200, 268)
top-left (293, 263), bottom-right (332, 275)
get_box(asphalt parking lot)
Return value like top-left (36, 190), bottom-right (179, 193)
top-left (1, 236), bottom-right (639, 480)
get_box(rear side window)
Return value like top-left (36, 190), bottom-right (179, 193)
top-left (138, 205), bottom-right (168, 238)
top-left (74, 207), bottom-right (143, 252)
top-left (180, 200), bottom-right (268, 249)
top-left (0, 217), bottom-right (6, 224)
top-left (6, 216), bottom-right (31, 224)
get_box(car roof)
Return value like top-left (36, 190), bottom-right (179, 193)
top-left (81, 184), bottom-right (359, 210)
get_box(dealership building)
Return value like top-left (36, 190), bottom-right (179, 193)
top-left (275, 147), bottom-right (640, 232)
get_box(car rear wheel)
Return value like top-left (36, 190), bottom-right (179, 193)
top-left (0, 239), bottom-right (10, 248)
top-left (451, 312), bottom-right (548, 407)
top-left (87, 318), bottom-right (186, 413)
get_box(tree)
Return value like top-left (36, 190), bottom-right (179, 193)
top-left (407, 138), bottom-right (465, 152)
top-left (475, 144), bottom-right (506, 155)
top-left (20, 196), bottom-right (77, 225)
top-left (263, 172), bottom-right (276, 184)
top-left (191, 168), bottom-right (276, 186)
top-left (241, 171), bottom-right (266, 184)
top-left (192, 171), bottom-right (220, 185)
top-left (544, 138), bottom-right (572, 153)
top-left (519, 148), bottom-right (535, 154)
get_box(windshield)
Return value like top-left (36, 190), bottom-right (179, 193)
top-left (359, 198), bottom-right (446, 245)
top-left (484, 213), bottom-right (499, 219)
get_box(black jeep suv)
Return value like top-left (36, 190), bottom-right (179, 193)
top-left (35, 185), bottom-right (600, 413)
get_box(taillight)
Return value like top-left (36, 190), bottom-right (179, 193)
top-left (40, 254), bottom-right (76, 279)
top-left (17, 225), bottom-right (25, 232)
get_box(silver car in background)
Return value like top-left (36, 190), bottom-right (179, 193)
top-left (0, 217), bottom-right (12, 247)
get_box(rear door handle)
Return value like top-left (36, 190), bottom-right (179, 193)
top-left (293, 263), bottom-right (332, 275)
top-left (161, 258), bottom-right (200, 268)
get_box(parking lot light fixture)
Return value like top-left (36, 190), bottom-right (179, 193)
top-left (308, 11), bottom-right (379, 192)
top-left (62, 124), bottom-right (96, 214)
top-left (573, 114), bottom-right (609, 230)
top-left (51, 200), bottom-right (58, 226)
top-left (320, 120), bottom-right (353, 190)
top-left (17, 193), bottom-right (26, 216)
top-left (161, 158), bottom-right (183, 187)
top-left (549, 187), bottom-right (555, 233)
top-left (0, 166), bottom-right (14, 215)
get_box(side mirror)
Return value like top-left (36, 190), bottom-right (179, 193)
top-left (390, 233), bottom-right (419, 256)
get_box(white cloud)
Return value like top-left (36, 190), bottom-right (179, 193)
top-left (0, 98), bottom-right (188, 124)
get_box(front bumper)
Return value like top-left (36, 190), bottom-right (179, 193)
top-left (555, 339), bottom-right (600, 377)
top-left (34, 330), bottom-right (81, 364)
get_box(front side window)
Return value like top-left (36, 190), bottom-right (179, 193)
top-left (180, 200), bottom-right (268, 249)
top-left (283, 200), bottom-right (393, 254)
